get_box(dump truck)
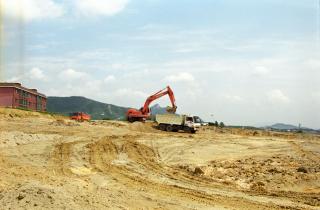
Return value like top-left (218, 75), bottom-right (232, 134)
top-left (155, 114), bottom-right (199, 133)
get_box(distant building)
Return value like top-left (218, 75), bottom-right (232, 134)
top-left (0, 83), bottom-right (47, 111)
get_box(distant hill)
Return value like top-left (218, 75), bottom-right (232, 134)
top-left (267, 123), bottom-right (298, 130)
top-left (264, 123), bottom-right (319, 133)
top-left (47, 96), bottom-right (129, 120)
top-left (47, 97), bottom-right (169, 120)
top-left (150, 104), bottom-right (168, 115)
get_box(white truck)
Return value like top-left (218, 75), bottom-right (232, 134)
top-left (155, 114), bottom-right (199, 133)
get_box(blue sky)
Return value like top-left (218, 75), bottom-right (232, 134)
top-left (1, 0), bottom-right (320, 128)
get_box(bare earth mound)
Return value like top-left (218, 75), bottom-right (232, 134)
top-left (0, 108), bottom-right (319, 209)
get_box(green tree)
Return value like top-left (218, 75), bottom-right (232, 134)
top-left (219, 122), bottom-right (225, 128)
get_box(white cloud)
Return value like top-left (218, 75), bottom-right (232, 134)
top-left (305, 58), bottom-right (320, 71)
top-left (104, 75), bottom-right (116, 83)
top-left (111, 63), bottom-right (125, 70)
top-left (73, 0), bottom-right (129, 16)
top-left (267, 89), bottom-right (290, 104)
top-left (83, 79), bottom-right (103, 92)
top-left (174, 48), bottom-right (197, 53)
top-left (1, 0), bottom-right (129, 22)
top-left (223, 94), bottom-right (244, 103)
top-left (131, 34), bottom-right (175, 41)
top-left (58, 69), bottom-right (88, 80)
top-left (123, 68), bottom-right (150, 78)
top-left (114, 88), bottom-right (147, 98)
top-left (1, 0), bottom-right (64, 21)
top-left (7, 76), bottom-right (21, 83)
top-left (29, 67), bottom-right (46, 80)
top-left (252, 66), bottom-right (270, 76)
top-left (164, 72), bottom-right (195, 83)
top-left (6, 68), bottom-right (46, 82)
top-left (163, 59), bottom-right (236, 73)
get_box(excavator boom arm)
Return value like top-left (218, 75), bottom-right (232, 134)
top-left (141, 86), bottom-right (177, 114)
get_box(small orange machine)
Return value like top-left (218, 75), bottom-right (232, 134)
top-left (70, 112), bottom-right (91, 122)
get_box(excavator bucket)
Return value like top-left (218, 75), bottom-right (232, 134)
top-left (166, 106), bottom-right (177, 113)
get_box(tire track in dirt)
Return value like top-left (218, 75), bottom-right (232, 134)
top-left (87, 137), bottom-right (119, 173)
top-left (50, 141), bottom-right (87, 176)
top-left (119, 139), bottom-right (317, 209)
top-left (85, 138), bottom-right (289, 210)
top-left (289, 141), bottom-right (319, 163)
top-left (250, 190), bottom-right (320, 208)
top-left (48, 135), bottom-right (312, 209)
top-left (122, 140), bottom-right (223, 188)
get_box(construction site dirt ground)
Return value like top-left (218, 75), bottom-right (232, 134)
top-left (0, 108), bottom-right (319, 210)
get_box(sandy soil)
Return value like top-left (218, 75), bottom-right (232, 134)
top-left (0, 108), bottom-right (319, 209)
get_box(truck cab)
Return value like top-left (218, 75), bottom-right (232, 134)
top-left (193, 116), bottom-right (208, 127)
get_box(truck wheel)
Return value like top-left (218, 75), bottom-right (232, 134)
top-left (190, 129), bottom-right (196, 134)
top-left (159, 124), bottom-right (166, 131)
top-left (184, 127), bottom-right (190, 133)
top-left (172, 126), bottom-right (178, 132)
top-left (166, 125), bottom-right (173, 132)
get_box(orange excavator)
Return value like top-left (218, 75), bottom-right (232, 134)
top-left (126, 86), bottom-right (177, 122)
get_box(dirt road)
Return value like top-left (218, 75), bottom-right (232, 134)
top-left (0, 108), bottom-right (319, 209)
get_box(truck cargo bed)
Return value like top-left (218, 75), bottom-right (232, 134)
top-left (155, 114), bottom-right (184, 125)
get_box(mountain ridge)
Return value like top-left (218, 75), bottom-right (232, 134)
top-left (47, 96), bottom-right (167, 120)
top-left (47, 96), bottom-right (129, 120)
top-left (263, 123), bottom-right (319, 132)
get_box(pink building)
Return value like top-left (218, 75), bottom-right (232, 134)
top-left (0, 83), bottom-right (47, 111)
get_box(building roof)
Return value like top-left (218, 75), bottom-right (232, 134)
top-left (0, 83), bottom-right (47, 98)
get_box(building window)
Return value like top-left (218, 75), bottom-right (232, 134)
top-left (16, 89), bottom-right (22, 96)
top-left (36, 96), bottom-right (42, 110)
top-left (19, 99), bottom-right (28, 107)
